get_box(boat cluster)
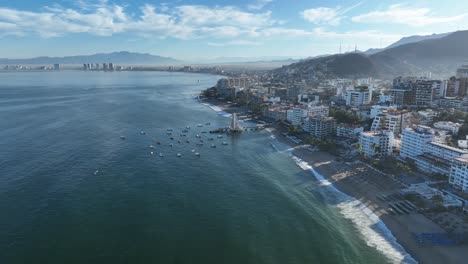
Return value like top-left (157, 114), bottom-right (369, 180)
top-left (120, 122), bottom-right (230, 158)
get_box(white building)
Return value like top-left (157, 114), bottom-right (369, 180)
top-left (371, 111), bottom-right (409, 136)
top-left (418, 109), bottom-right (438, 125)
top-left (459, 136), bottom-right (468, 149)
top-left (303, 117), bottom-right (336, 139)
top-left (345, 87), bottom-right (372, 106)
top-left (286, 108), bottom-right (308, 126)
top-left (450, 157), bottom-right (468, 192)
top-left (370, 105), bottom-right (397, 118)
top-left (359, 131), bottom-right (395, 158)
top-left (433, 121), bottom-right (462, 135)
top-left (400, 126), bottom-right (435, 160)
top-left (414, 142), bottom-right (468, 175)
top-left (336, 124), bottom-right (364, 139)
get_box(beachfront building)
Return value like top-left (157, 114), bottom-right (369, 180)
top-left (286, 108), bottom-right (308, 126)
top-left (336, 124), bottom-right (364, 139)
top-left (449, 157), bottom-right (468, 192)
top-left (263, 107), bottom-right (287, 122)
top-left (345, 86), bottom-right (372, 106)
top-left (400, 126), bottom-right (435, 160)
top-left (433, 121), bottom-right (462, 135)
top-left (359, 131), bottom-right (395, 158)
top-left (303, 117), bottom-right (336, 139)
top-left (413, 142), bottom-right (468, 175)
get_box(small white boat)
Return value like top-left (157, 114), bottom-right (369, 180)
top-left (222, 142), bottom-right (228, 145)
top-left (197, 124), bottom-right (203, 127)
top-left (196, 134), bottom-right (201, 138)
top-left (94, 170), bottom-right (99, 175)
top-left (177, 153), bottom-right (182, 157)
top-left (211, 144), bottom-right (216, 148)
top-left (195, 152), bottom-right (200, 156)
top-left (217, 135), bottom-right (223, 138)
top-left (140, 131), bottom-right (146, 135)
top-left (191, 149), bottom-right (196, 152)
top-left (159, 153), bottom-right (163, 157)
top-left (150, 152), bottom-right (154, 155)
top-left (149, 145), bottom-right (155, 149)
top-left (186, 126), bottom-right (190, 129)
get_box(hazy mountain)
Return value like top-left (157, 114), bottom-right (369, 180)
top-left (363, 32), bottom-right (451, 55)
top-left (385, 32), bottom-right (451, 49)
top-left (0, 51), bottom-right (178, 65)
top-left (370, 30), bottom-right (468, 76)
top-left (274, 30), bottom-right (468, 79)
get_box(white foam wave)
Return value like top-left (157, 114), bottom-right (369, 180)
top-left (291, 156), bottom-right (417, 264)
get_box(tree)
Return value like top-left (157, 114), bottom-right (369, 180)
top-left (431, 194), bottom-right (444, 204)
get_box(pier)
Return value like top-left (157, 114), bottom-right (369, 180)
top-left (209, 113), bottom-right (268, 134)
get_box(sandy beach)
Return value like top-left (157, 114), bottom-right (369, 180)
top-left (200, 98), bottom-right (468, 263)
top-left (278, 131), bottom-right (468, 264)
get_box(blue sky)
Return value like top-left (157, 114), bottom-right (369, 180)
top-left (0, 0), bottom-right (467, 60)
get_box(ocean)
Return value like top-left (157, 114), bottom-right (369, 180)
top-left (0, 71), bottom-right (407, 263)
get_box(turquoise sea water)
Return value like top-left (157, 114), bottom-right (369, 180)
top-left (0, 71), bottom-right (395, 263)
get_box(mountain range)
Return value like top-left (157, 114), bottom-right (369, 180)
top-left (274, 30), bottom-right (468, 79)
top-left (0, 51), bottom-right (178, 65)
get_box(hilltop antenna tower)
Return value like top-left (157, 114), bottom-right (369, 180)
top-left (339, 42), bottom-right (342, 54)
top-left (355, 44), bottom-right (357, 53)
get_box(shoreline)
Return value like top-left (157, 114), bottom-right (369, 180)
top-left (200, 99), bottom-right (468, 264)
top-left (271, 127), bottom-right (468, 264)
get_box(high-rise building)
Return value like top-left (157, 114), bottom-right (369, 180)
top-left (303, 117), bottom-right (336, 139)
top-left (413, 80), bottom-right (436, 105)
top-left (399, 125), bottom-right (435, 160)
top-left (390, 89), bottom-right (413, 106)
top-left (345, 86), bottom-right (372, 106)
top-left (359, 130), bottom-right (394, 158)
top-left (449, 157), bottom-right (468, 193)
top-left (371, 110), bottom-right (409, 136)
top-left (286, 108), bottom-right (308, 126)
top-left (444, 77), bottom-right (460, 97)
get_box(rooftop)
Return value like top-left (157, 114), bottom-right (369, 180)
top-left (429, 142), bottom-right (468, 154)
top-left (454, 157), bottom-right (468, 164)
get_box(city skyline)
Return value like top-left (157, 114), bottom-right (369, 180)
top-left (0, 0), bottom-right (467, 60)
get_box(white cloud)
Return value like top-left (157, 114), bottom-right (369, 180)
top-left (248, 0), bottom-right (273, 11)
top-left (301, 7), bottom-right (342, 26)
top-left (352, 4), bottom-right (468, 26)
top-left (301, 3), bottom-right (362, 26)
top-left (0, 3), bottom-right (282, 39)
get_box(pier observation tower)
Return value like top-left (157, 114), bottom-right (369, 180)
top-left (228, 113), bottom-right (243, 133)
